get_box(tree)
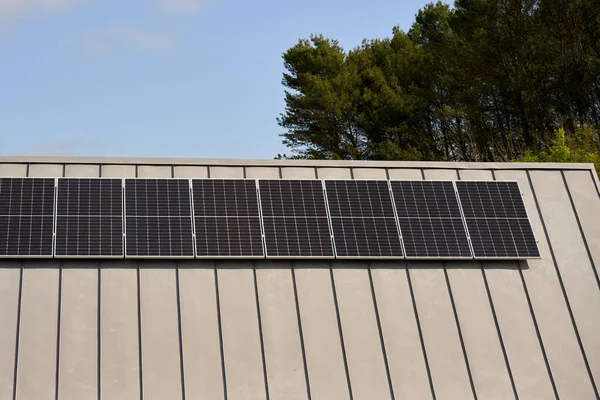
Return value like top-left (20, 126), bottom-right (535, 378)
top-left (278, 35), bottom-right (363, 159)
top-left (278, 0), bottom-right (600, 169)
top-left (520, 127), bottom-right (600, 173)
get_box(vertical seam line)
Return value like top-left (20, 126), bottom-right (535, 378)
top-left (516, 263), bottom-right (559, 399)
top-left (137, 262), bottom-right (144, 400)
top-left (367, 264), bottom-right (395, 400)
top-left (252, 264), bottom-right (270, 400)
top-left (175, 264), bottom-right (186, 400)
top-left (135, 166), bottom-right (143, 400)
top-left (405, 266), bottom-right (436, 399)
top-left (443, 265), bottom-right (478, 400)
top-left (214, 263), bottom-right (228, 400)
top-left (459, 169), bottom-right (517, 398)
top-left (416, 167), bottom-right (437, 399)
top-left (291, 263), bottom-right (312, 400)
top-left (54, 262), bottom-right (63, 400)
top-left (330, 263), bottom-right (354, 400)
top-left (492, 169), bottom-right (558, 399)
top-left (12, 263), bottom-right (24, 400)
top-left (97, 263), bottom-right (101, 400)
top-left (560, 171), bottom-right (600, 292)
top-left (526, 171), bottom-right (599, 398)
top-left (98, 162), bottom-right (103, 400)
top-left (480, 266), bottom-right (519, 399)
top-left (588, 170), bottom-right (600, 199)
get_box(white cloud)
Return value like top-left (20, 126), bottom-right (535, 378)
top-left (0, 0), bottom-right (80, 20)
top-left (160, 0), bottom-right (212, 14)
top-left (84, 26), bottom-right (173, 56)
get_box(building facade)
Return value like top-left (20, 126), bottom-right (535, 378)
top-left (0, 157), bottom-right (599, 400)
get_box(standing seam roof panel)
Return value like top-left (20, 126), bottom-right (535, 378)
top-left (0, 158), bottom-right (598, 400)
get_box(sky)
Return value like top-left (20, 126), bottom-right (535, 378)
top-left (1, 0), bottom-right (436, 159)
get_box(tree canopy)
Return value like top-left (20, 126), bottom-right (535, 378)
top-left (278, 0), bottom-right (600, 172)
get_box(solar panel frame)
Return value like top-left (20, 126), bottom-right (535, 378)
top-left (191, 178), bottom-right (266, 259)
top-left (0, 177), bottom-right (56, 258)
top-left (321, 179), bottom-right (338, 258)
top-left (189, 178), bottom-right (198, 258)
top-left (124, 178), bottom-right (195, 259)
top-left (453, 180), bottom-right (476, 259)
top-left (54, 177), bottom-right (125, 258)
top-left (256, 179), bottom-right (268, 258)
top-left (455, 180), bottom-right (541, 259)
top-left (390, 180), bottom-right (474, 260)
top-left (258, 179), bottom-right (335, 259)
top-left (123, 181), bottom-right (129, 258)
top-left (324, 179), bottom-right (405, 260)
top-left (386, 179), bottom-right (408, 258)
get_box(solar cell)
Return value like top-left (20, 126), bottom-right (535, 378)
top-left (456, 181), bottom-right (540, 258)
top-left (0, 178), bottom-right (55, 257)
top-left (192, 179), bottom-right (264, 257)
top-left (259, 180), bottom-right (334, 258)
top-left (325, 180), bottom-right (403, 258)
top-left (125, 179), bottom-right (194, 257)
top-left (391, 180), bottom-right (472, 258)
top-left (55, 178), bottom-right (123, 257)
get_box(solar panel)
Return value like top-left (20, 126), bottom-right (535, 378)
top-left (391, 180), bottom-right (472, 258)
top-left (456, 181), bottom-right (540, 258)
top-left (125, 179), bottom-right (194, 257)
top-left (55, 178), bottom-right (123, 257)
top-left (0, 178), bottom-right (55, 257)
top-left (192, 179), bottom-right (264, 257)
top-left (324, 180), bottom-right (403, 258)
top-left (259, 180), bottom-right (333, 258)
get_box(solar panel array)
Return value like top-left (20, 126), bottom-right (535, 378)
top-left (325, 180), bottom-right (403, 258)
top-left (56, 178), bottom-right (123, 257)
top-left (392, 181), bottom-right (472, 258)
top-left (0, 177), bottom-right (540, 260)
top-left (456, 181), bottom-right (540, 258)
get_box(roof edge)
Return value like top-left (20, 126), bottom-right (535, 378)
top-left (0, 156), bottom-right (595, 171)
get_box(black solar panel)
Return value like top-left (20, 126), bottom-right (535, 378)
top-left (192, 179), bottom-right (264, 257)
top-left (391, 180), bottom-right (472, 258)
top-left (456, 181), bottom-right (540, 258)
top-left (0, 178), bottom-right (55, 257)
top-left (55, 178), bottom-right (123, 257)
top-left (259, 180), bottom-right (333, 258)
top-left (325, 180), bottom-right (403, 258)
top-left (125, 179), bottom-right (194, 257)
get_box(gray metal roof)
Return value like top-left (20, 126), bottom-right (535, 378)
top-left (0, 157), bottom-right (599, 400)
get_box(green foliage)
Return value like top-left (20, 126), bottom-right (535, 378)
top-left (520, 127), bottom-right (600, 173)
top-left (277, 0), bottom-right (600, 169)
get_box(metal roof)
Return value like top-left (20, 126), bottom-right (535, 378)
top-left (0, 157), bottom-right (599, 400)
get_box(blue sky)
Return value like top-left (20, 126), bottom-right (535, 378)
top-left (1, 0), bottom-right (435, 159)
